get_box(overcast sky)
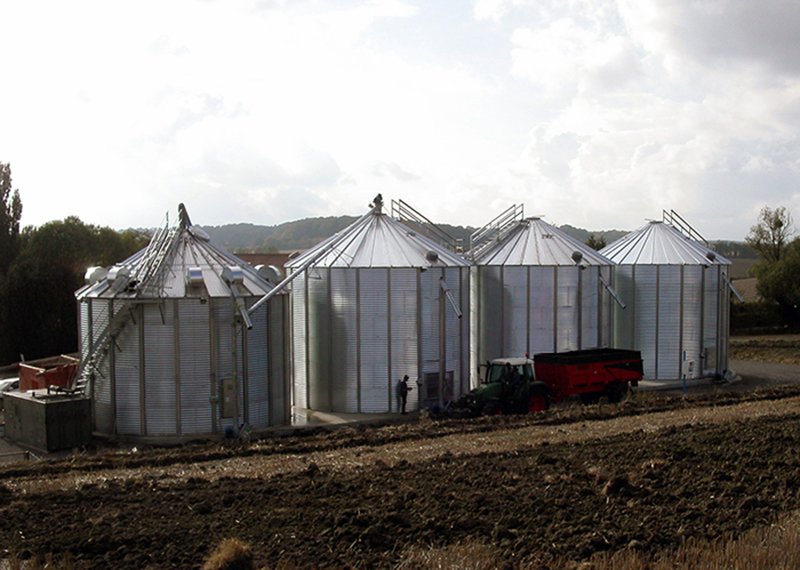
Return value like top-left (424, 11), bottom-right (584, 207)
top-left (2, 0), bottom-right (799, 240)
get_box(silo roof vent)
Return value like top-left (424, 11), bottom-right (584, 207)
top-left (256, 264), bottom-right (282, 284)
top-left (426, 250), bottom-right (439, 263)
top-left (222, 265), bottom-right (245, 285)
top-left (84, 266), bottom-right (108, 285)
top-left (186, 267), bottom-right (204, 287)
top-left (107, 266), bottom-right (132, 292)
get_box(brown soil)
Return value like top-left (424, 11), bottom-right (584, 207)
top-left (3, 386), bottom-right (800, 568)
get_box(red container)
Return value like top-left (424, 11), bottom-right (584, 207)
top-left (533, 348), bottom-right (643, 403)
top-left (18, 355), bottom-right (80, 391)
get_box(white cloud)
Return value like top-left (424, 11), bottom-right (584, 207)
top-left (1, 0), bottom-right (799, 240)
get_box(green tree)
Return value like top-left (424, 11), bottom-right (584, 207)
top-left (753, 237), bottom-right (800, 324)
top-left (746, 206), bottom-right (794, 263)
top-left (585, 234), bottom-right (606, 251)
top-left (1, 217), bottom-right (148, 363)
top-left (0, 162), bottom-right (23, 276)
top-left (0, 163), bottom-right (23, 362)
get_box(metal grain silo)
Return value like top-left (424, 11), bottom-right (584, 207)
top-left (285, 196), bottom-right (470, 414)
top-left (469, 209), bottom-right (615, 383)
top-left (75, 204), bottom-right (288, 439)
top-left (601, 216), bottom-right (733, 382)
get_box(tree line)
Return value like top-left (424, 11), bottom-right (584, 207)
top-left (0, 163), bottom-right (147, 365)
top-left (735, 205), bottom-right (799, 332)
top-left (1, 160), bottom-right (796, 364)
top-left (747, 206), bottom-right (799, 315)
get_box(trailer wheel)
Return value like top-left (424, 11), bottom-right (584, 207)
top-left (606, 382), bottom-right (627, 403)
top-left (580, 393), bottom-right (601, 405)
top-left (528, 392), bottom-right (549, 414)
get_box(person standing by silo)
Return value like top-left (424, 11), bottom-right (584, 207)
top-left (398, 375), bottom-right (412, 414)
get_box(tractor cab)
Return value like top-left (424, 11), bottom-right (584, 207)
top-left (484, 357), bottom-right (535, 385)
top-left (455, 357), bottom-right (548, 416)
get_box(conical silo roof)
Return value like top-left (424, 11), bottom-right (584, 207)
top-left (77, 204), bottom-right (276, 300)
top-left (286, 208), bottom-right (469, 269)
top-left (600, 221), bottom-right (730, 266)
top-left (474, 217), bottom-right (612, 266)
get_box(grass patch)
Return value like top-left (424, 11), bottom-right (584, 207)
top-left (396, 510), bottom-right (800, 569)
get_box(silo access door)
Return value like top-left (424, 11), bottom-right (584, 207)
top-left (420, 371), bottom-right (454, 410)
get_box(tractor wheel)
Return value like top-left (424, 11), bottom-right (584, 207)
top-left (528, 391), bottom-right (549, 414)
top-left (482, 401), bottom-right (501, 416)
top-left (607, 382), bottom-right (627, 403)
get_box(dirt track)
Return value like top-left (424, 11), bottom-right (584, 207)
top-left (2, 386), bottom-right (800, 568)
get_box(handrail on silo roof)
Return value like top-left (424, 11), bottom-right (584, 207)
top-left (390, 199), bottom-right (462, 253)
top-left (662, 209), bottom-right (708, 246)
top-left (246, 198), bottom-right (382, 315)
top-left (466, 203), bottom-right (524, 261)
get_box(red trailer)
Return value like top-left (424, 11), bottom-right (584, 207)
top-left (18, 355), bottom-right (79, 392)
top-left (533, 348), bottom-right (643, 403)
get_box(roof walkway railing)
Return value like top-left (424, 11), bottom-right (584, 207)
top-left (662, 209), bottom-right (708, 246)
top-left (390, 199), bottom-right (462, 253)
top-left (466, 203), bottom-right (525, 261)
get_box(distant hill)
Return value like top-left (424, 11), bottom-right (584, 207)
top-left (201, 216), bottom-right (357, 253)
top-left (558, 225), bottom-right (627, 248)
top-left (200, 217), bottom-right (755, 258)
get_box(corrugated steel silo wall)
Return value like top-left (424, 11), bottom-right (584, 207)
top-left (657, 266), bottom-right (681, 380)
top-left (115, 304), bottom-right (142, 435)
top-left (682, 266), bottom-right (703, 379)
top-left (703, 266), bottom-right (720, 374)
top-left (444, 266), bottom-right (466, 400)
top-left (291, 273), bottom-right (307, 410)
top-left (178, 300), bottom-right (213, 435)
top-left (478, 265), bottom-right (609, 364)
top-left (469, 266), bottom-right (479, 388)
top-left (79, 301), bottom-right (90, 364)
top-left (246, 301), bottom-right (269, 428)
top-left (330, 268), bottom-right (358, 412)
top-left (581, 268), bottom-right (600, 348)
top-left (213, 299), bottom-right (242, 431)
top-left (556, 267), bottom-right (579, 351)
top-left (268, 295), bottom-right (289, 426)
top-left (420, 269), bottom-right (440, 375)
top-left (719, 266), bottom-right (731, 374)
top-left (144, 303), bottom-right (177, 435)
top-left (390, 268), bottom-right (418, 412)
top-left (612, 266), bottom-right (635, 351)
top-left (291, 265), bottom-right (467, 414)
top-left (460, 268), bottom-right (470, 397)
top-left (477, 266), bottom-right (502, 366)
top-left (90, 299), bottom-right (114, 435)
top-left (600, 266), bottom-right (613, 348)
top-left (418, 267), bottom-right (468, 404)
top-left (307, 270), bottom-right (331, 411)
top-left (614, 263), bottom-right (722, 381)
top-left (359, 268), bottom-right (390, 413)
top-left (634, 266), bottom-right (658, 379)
top-left (503, 267), bottom-right (528, 359)
top-left (530, 267), bottom-right (556, 354)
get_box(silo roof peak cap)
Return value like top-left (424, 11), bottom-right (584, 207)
top-left (178, 203), bottom-right (192, 229)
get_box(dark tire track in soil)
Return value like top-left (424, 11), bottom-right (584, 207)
top-left (2, 412), bottom-right (800, 568)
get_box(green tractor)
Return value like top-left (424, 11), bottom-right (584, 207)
top-left (457, 357), bottom-right (550, 416)
top-left (456, 348), bottom-right (643, 417)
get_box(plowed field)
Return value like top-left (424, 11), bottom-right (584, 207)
top-left (3, 387), bottom-right (800, 568)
